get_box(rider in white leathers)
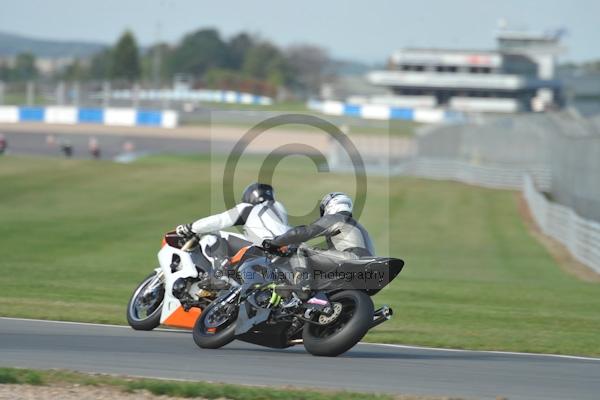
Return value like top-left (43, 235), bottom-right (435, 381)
top-left (176, 183), bottom-right (290, 270)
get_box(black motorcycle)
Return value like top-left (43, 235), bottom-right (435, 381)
top-left (192, 245), bottom-right (404, 357)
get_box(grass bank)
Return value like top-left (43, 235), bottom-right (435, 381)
top-left (0, 155), bottom-right (598, 355)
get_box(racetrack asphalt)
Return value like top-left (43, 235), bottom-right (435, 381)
top-left (1, 318), bottom-right (599, 400)
top-left (0, 129), bottom-right (222, 159)
top-left (0, 123), bottom-right (327, 160)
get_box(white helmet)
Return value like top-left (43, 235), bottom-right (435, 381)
top-left (320, 192), bottom-right (353, 216)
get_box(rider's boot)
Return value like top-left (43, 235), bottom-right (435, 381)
top-left (199, 235), bottom-right (232, 290)
top-left (209, 255), bottom-right (231, 290)
top-left (287, 252), bottom-right (312, 300)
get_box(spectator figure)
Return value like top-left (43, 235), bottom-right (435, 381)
top-left (114, 140), bottom-right (137, 163)
top-left (0, 133), bottom-right (7, 155)
top-left (60, 138), bottom-right (73, 158)
top-left (123, 140), bottom-right (135, 154)
top-left (89, 137), bottom-right (101, 159)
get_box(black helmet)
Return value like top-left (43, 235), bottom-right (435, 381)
top-left (241, 183), bottom-right (274, 205)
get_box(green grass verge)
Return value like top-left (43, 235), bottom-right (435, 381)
top-left (0, 368), bottom-right (44, 386)
top-left (0, 367), bottom-right (405, 400)
top-left (199, 100), bottom-right (310, 112)
top-left (180, 118), bottom-right (416, 137)
top-left (184, 119), bottom-right (414, 137)
top-left (180, 104), bottom-right (417, 137)
top-left (0, 155), bottom-right (599, 356)
top-left (2, 93), bottom-right (51, 106)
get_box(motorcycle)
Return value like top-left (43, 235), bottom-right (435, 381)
top-left (192, 245), bottom-right (404, 357)
top-left (126, 230), bottom-right (248, 330)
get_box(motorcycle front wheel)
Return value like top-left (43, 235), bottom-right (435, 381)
top-left (303, 290), bottom-right (374, 357)
top-left (192, 297), bottom-right (238, 349)
top-left (126, 271), bottom-right (165, 331)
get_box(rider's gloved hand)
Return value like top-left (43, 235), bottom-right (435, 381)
top-left (262, 239), bottom-right (278, 254)
top-left (176, 223), bottom-right (193, 237)
top-left (262, 239), bottom-right (289, 256)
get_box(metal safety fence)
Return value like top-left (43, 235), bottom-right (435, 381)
top-left (327, 135), bottom-right (552, 191)
top-left (523, 175), bottom-right (600, 274)
top-left (416, 111), bottom-right (600, 222)
top-left (401, 158), bottom-right (552, 191)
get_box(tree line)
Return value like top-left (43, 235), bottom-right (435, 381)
top-left (0, 29), bottom-right (331, 97)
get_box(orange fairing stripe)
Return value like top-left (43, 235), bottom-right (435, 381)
top-left (161, 236), bottom-right (167, 248)
top-left (230, 246), bottom-right (250, 265)
top-left (163, 306), bottom-right (202, 329)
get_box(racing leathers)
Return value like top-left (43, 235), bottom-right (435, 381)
top-left (266, 211), bottom-right (375, 293)
top-left (190, 200), bottom-right (290, 270)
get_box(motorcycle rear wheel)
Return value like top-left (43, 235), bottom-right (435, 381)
top-left (126, 272), bottom-right (164, 331)
top-left (303, 290), bottom-right (374, 357)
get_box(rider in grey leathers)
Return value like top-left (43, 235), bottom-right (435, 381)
top-left (262, 192), bottom-right (374, 297)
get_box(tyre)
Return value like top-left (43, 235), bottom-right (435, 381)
top-left (303, 290), bottom-right (374, 357)
top-left (192, 297), bottom-right (238, 349)
top-left (126, 272), bottom-right (165, 331)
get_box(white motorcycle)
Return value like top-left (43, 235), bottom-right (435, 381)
top-left (126, 230), bottom-right (247, 330)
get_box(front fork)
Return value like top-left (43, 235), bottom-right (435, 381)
top-left (138, 268), bottom-right (164, 302)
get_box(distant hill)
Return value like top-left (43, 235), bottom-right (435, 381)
top-left (0, 31), bottom-right (106, 58)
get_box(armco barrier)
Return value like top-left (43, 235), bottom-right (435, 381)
top-left (307, 100), bottom-right (465, 123)
top-left (419, 111), bottom-right (600, 222)
top-left (327, 135), bottom-right (552, 191)
top-left (523, 175), bottom-right (600, 274)
top-left (402, 158), bottom-right (552, 191)
top-left (0, 106), bottom-right (178, 128)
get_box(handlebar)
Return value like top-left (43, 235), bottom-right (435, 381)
top-left (262, 244), bottom-right (295, 257)
top-left (181, 235), bottom-right (199, 252)
top-left (176, 233), bottom-right (295, 257)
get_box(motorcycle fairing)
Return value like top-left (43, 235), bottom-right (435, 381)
top-left (234, 300), bottom-right (271, 335)
top-left (237, 320), bottom-right (297, 349)
top-left (158, 244), bottom-right (205, 327)
top-left (157, 231), bottom-right (255, 330)
top-left (163, 306), bottom-right (202, 329)
top-left (312, 257), bottom-right (404, 295)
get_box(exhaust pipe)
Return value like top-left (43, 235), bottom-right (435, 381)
top-left (371, 306), bottom-right (393, 328)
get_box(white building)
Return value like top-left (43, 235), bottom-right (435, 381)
top-left (366, 29), bottom-right (565, 113)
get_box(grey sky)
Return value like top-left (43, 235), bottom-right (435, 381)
top-left (1, 0), bottom-right (598, 62)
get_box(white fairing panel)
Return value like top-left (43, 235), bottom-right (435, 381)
top-left (158, 244), bottom-right (200, 324)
